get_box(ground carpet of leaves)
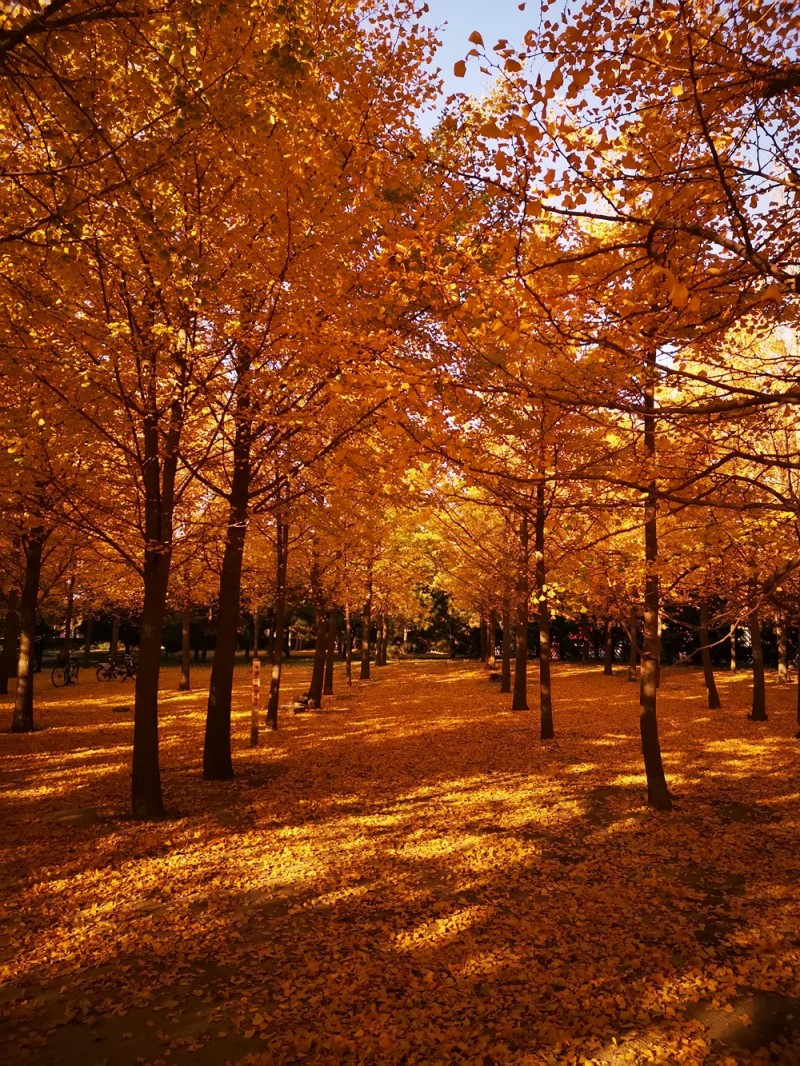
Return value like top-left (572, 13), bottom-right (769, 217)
top-left (1, 659), bottom-right (799, 1065)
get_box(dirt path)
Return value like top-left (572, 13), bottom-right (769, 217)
top-left (1, 659), bottom-right (799, 1064)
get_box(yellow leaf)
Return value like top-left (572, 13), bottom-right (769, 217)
top-left (763, 282), bottom-right (783, 302)
top-left (668, 280), bottom-right (689, 309)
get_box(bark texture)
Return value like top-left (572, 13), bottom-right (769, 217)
top-left (266, 512), bottom-right (288, 731)
top-left (512, 514), bottom-right (529, 712)
top-left (11, 529), bottom-right (45, 734)
top-left (639, 347), bottom-right (671, 811)
top-left (534, 481), bottom-right (553, 739)
top-left (360, 559), bottom-right (373, 681)
top-left (699, 601), bottom-right (721, 709)
top-left (749, 600), bottom-right (767, 721)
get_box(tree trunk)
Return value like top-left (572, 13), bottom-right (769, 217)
top-left (203, 447), bottom-right (250, 780)
top-left (131, 392), bottom-right (181, 822)
top-left (777, 617), bottom-right (788, 683)
top-left (344, 599), bottom-right (353, 687)
top-left (62, 573), bottom-right (75, 658)
top-left (131, 547), bottom-right (171, 819)
top-left (266, 513), bottom-right (288, 731)
top-left (375, 611), bottom-right (385, 667)
top-left (360, 560), bottom-right (373, 680)
top-left (488, 610), bottom-right (498, 667)
top-left (178, 602), bottom-right (191, 691)
top-left (501, 596), bottom-right (511, 693)
top-left (655, 610), bottom-right (662, 689)
top-left (512, 513), bottom-right (529, 712)
top-left (11, 529), bottom-right (46, 733)
top-left (308, 604), bottom-right (327, 706)
top-left (603, 618), bottom-right (614, 675)
top-left (749, 600), bottom-right (767, 720)
top-left (109, 612), bottom-right (120, 665)
top-left (699, 600), bottom-right (721, 709)
top-left (323, 610), bottom-right (336, 696)
top-left (729, 625), bottom-right (737, 670)
top-left (479, 612), bottom-right (488, 663)
top-left (628, 605), bottom-right (638, 681)
top-left (379, 614), bottom-right (388, 665)
top-left (252, 610), bottom-right (260, 658)
top-left (265, 606), bottom-right (275, 661)
top-left (534, 481), bottom-right (553, 739)
top-left (0, 591), bottom-right (20, 694)
top-left (640, 347), bottom-right (671, 811)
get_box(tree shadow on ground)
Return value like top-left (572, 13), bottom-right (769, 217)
top-left (1, 660), bottom-right (800, 1063)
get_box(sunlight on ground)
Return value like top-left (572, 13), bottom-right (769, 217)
top-left (1, 660), bottom-right (799, 1064)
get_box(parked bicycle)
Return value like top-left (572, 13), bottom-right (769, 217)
top-left (51, 658), bottom-right (80, 687)
top-left (96, 654), bottom-right (137, 682)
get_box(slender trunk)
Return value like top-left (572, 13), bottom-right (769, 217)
top-left (324, 614), bottom-right (337, 695)
top-left (501, 596), bottom-right (511, 693)
top-left (82, 617), bottom-right (94, 669)
top-left (253, 610), bottom-right (260, 658)
top-left (640, 347), bottom-right (671, 811)
top-left (729, 625), bottom-right (737, 670)
top-left (308, 604), bottom-right (327, 706)
top-left (178, 602), bottom-right (191, 691)
top-left (345, 600), bottom-right (353, 686)
top-left (534, 482), bottom-right (553, 738)
top-left (777, 618), bottom-right (788, 683)
top-left (488, 610), bottom-right (498, 667)
top-left (360, 560), bottom-right (372, 680)
top-left (266, 606), bottom-right (275, 661)
top-left (266, 514), bottom-right (288, 731)
top-left (0, 591), bottom-right (20, 694)
top-left (479, 613), bottom-right (488, 663)
top-left (132, 548), bottom-right (170, 819)
top-left (323, 610), bottom-right (336, 695)
top-left (749, 599), bottom-right (767, 720)
top-left (375, 612), bottom-right (386, 667)
top-left (11, 529), bottom-right (46, 733)
top-left (603, 618), bottom-right (614, 675)
top-left (203, 448), bottom-right (250, 780)
top-left (130, 363), bottom-right (182, 820)
top-left (512, 514), bottom-right (529, 711)
top-left (628, 605), bottom-right (638, 681)
top-left (62, 574), bottom-right (75, 658)
top-left (699, 600), bottom-right (721, 709)
top-left (657, 609), bottom-right (665, 690)
top-left (110, 612), bottom-right (120, 665)
top-left (379, 614), bottom-right (388, 666)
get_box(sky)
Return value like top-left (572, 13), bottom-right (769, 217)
top-left (417, 0), bottom-right (536, 121)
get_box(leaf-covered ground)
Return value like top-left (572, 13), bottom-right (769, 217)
top-left (1, 659), bottom-right (799, 1065)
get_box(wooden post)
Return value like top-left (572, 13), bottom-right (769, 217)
top-left (250, 657), bottom-right (260, 747)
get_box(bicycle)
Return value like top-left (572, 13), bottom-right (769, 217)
top-left (51, 659), bottom-right (80, 687)
top-left (96, 655), bottom-right (137, 682)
